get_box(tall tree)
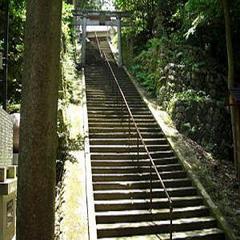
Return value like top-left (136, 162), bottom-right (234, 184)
top-left (221, 0), bottom-right (240, 179)
top-left (16, 0), bottom-right (62, 239)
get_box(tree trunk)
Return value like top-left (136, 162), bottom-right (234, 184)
top-left (16, 0), bottom-right (62, 239)
top-left (221, 0), bottom-right (240, 179)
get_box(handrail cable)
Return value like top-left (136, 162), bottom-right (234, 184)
top-left (94, 32), bottom-right (173, 240)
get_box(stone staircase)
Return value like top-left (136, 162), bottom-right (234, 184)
top-left (85, 38), bottom-right (226, 239)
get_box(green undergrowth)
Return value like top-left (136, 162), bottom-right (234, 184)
top-left (56, 60), bottom-right (84, 183)
top-left (129, 36), bottom-right (232, 160)
top-left (56, 2), bottom-right (84, 184)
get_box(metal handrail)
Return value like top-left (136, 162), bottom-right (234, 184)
top-left (94, 33), bottom-right (173, 239)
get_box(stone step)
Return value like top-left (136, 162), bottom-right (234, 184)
top-left (90, 150), bottom-right (175, 160)
top-left (95, 196), bottom-right (204, 212)
top-left (93, 178), bottom-right (192, 190)
top-left (87, 100), bottom-right (146, 106)
top-left (88, 122), bottom-right (158, 128)
top-left (91, 164), bottom-right (182, 174)
top-left (92, 171), bottom-right (186, 182)
top-left (87, 114), bottom-right (155, 119)
top-left (86, 95), bottom-right (142, 100)
top-left (87, 101), bottom-right (145, 106)
top-left (99, 228), bottom-right (224, 240)
top-left (91, 157), bottom-right (178, 166)
top-left (90, 138), bottom-right (168, 145)
top-left (86, 90), bottom-right (139, 95)
top-left (96, 206), bottom-right (209, 224)
top-left (97, 217), bottom-right (217, 238)
top-left (88, 118), bottom-right (156, 123)
top-left (88, 110), bottom-right (151, 115)
top-left (94, 187), bottom-right (197, 200)
top-left (87, 103), bottom-right (147, 108)
top-left (89, 132), bottom-right (164, 139)
top-left (87, 106), bottom-right (148, 111)
top-left (90, 145), bottom-right (171, 153)
top-left (89, 128), bottom-right (160, 134)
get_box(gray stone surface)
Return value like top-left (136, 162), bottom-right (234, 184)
top-left (0, 108), bottom-right (13, 166)
top-left (11, 113), bottom-right (20, 153)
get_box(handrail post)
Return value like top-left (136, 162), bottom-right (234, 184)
top-left (128, 114), bottom-right (131, 159)
top-left (81, 16), bottom-right (87, 65)
top-left (137, 132), bottom-right (139, 165)
top-left (121, 99), bottom-right (124, 122)
top-left (116, 16), bottom-right (123, 66)
top-left (170, 204), bottom-right (173, 240)
top-left (150, 161), bottom-right (152, 213)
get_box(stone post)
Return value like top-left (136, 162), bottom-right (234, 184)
top-left (81, 16), bottom-right (87, 65)
top-left (117, 16), bottom-right (123, 67)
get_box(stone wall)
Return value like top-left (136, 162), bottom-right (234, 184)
top-left (0, 108), bottom-right (13, 166)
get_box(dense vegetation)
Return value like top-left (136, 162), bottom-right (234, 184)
top-left (1, 0), bottom-right (239, 183)
top-left (1, 0), bottom-right (239, 238)
top-left (115, 0), bottom-right (240, 160)
top-left (0, 0), bottom-right (101, 111)
top-left (0, 0), bottom-right (25, 111)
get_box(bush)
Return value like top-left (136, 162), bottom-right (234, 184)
top-left (168, 90), bottom-right (232, 159)
top-left (130, 36), bottom-right (232, 160)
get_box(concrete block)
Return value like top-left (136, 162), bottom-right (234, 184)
top-left (0, 168), bottom-right (7, 183)
top-left (0, 109), bottom-right (13, 166)
top-left (6, 167), bottom-right (16, 179)
top-left (12, 154), bottom-right (18, 166)
top-left (0, 192), bottom-right (16, 240)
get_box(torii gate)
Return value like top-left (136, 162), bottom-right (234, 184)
top-left (73, 10), bottom-right (130, 66)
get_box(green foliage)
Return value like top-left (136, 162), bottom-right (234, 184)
top-left (0, 0), bottom-right (25, 108)
top-left (0, 0), bottom-right (77, 109)
top-left (129, 33), bottom-right (231, 158)
top-left (130, 37), bottom-right (169, 95)
top-left (119, 0), bottom-right (237, 159)
top-left (75, 0), bottom-right (103, 10)
top-left (62, 2), bottom-right (74, 53)
top-left (169, 90), bottom-right (210, 106)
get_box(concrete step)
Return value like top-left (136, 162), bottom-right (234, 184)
top-left (89, 127), bottom-right (160, 133)
top-left (90, 145), bottom-right (171, 153)
top-left (87, 107), bottom-right (148, 112)
top-left (88, 122), bottom-right (159, 128)
top-left (87, 96), bottom-right (142, 100)
top-left (97, 217), bottom-right (217, 238)
top-left (93, 179), bottom-right (192, 191)
top-left (86, 95), bottom-right (142, 100)
top-left (99, 228), bottom-right (224, 240)
top-left (88, 109), bottom-right (151, 115)
top-left (89, 132), bottom-right (164, 139)
top-left (90, 138), bottom-right (169, 145)
top-left (87, 103), bottom-right (147, 108)
top-left (87, 105), bottom-right (144, 111)
top-left (86, 91), bottom-right (139, 95)
top-left (91, 157), bottom-right (178, 166)
top-left (88, 118), bottom-right (156, 123)
top-left (90, 151), bottom-right (175, 160)
top-left (95, 196), bottom-right (204, 212)
top-left (92, 171), bottom-right (186, 182)
top-left (96, 206), bottom-right (209, 224)
top-left (94, 187), bottom-right (197, 200)
top-left (87, 100), bottom-right (147, 106)
top-left (91, 164), bottom-right (182, 174)
top-left (87, 114), bottom-right (155, 119)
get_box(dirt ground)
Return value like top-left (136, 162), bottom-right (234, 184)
top-left (184, 137), bottom-right (240, 239)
